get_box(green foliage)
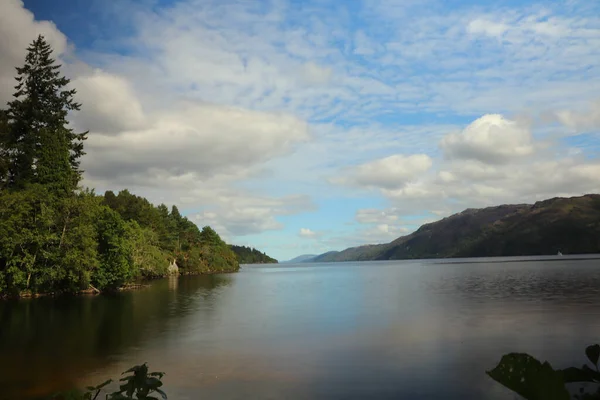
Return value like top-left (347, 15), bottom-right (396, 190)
top-left (108, 363), bottom-right (167, 400)
top-left (312, 195), bottom-right (600, 262)
top-left (52, 364), bottom-right (167, 400)
top-left (0, 185), bottom-right (57, 294)
top-left (488, 344), bottom-right (600, 400)
top-left (0, 36), bottom-right (240, 298)
top-left (4, 35), bottom-right (86, 194)
top-left (126, 221), bottom-right (170, 278)
top-left (93, 207), bottom-right (134, 291)
top-left (229, 244), bottom-right (278, 264)
top-left (0, 110), bottom-right (9, 190)
top-left (102, 192), bottom-right (240, 277)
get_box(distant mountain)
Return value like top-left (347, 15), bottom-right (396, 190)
top-left (311, 194), bottom-right (600, 262)
top-left (311, 251), bottom-right (342, 262)
top-left (283, 254), bottom-right (318, 263)
top-left (229, 245), bottom-right (278, 264)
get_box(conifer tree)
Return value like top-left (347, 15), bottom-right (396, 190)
top-left (0, 110), bottom-right (9, 189)
top-left (5, 35), bottom-right (87, 194)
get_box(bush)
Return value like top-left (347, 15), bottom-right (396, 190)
top-left (488, 343), bottom-right (600, 399)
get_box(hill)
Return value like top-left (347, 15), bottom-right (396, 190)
top-left (229, 245), bottom-right (278, 264)
top-left (311, 194), bottom-right (600, 262)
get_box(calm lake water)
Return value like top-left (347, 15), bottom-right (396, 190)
top-left (2, 256), bottom-right (600, 399)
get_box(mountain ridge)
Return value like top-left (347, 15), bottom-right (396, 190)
top-left (303, 194), bottom-right (600, 262)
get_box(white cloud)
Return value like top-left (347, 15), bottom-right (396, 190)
top-left (299, 228), bottom-right (321, 238)
top-left (189, 193), bottom-right (316, 239)
top-left (320, 223), bottom-right (412, 249)
top-left (82, 101), bottom-right (310, 185)
top-left (0, 0), bottom-right (68, 105)
top-left (355, 208), bottom-right (399, 224)
top-left (440, 114), bottom-right (534, 164)
top-left (467, 19), bottom-right (509, 39)
top-left (333, 112), bottom-right (600, 224)
top-left (343, 154), bottom-right (433, 190)
top-left (2, 0), bottom-right (600, 256)
top-left (0, 0), bottom-right (317, 242)
top-left (554, 100), bottom-right (600, 133)
top-left (361, 223), bottom-right (410, 243)
top-left (300, 62), bottom-right (333, 85)
top-left (354, 30), bottom-right (381, 56)
top-left (71, 70), bottom-right (147, 134)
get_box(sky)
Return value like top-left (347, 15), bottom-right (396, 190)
top-left (1, 0), bottom-right (599, 261)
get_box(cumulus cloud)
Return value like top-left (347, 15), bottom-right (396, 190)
top-left (554, 101), bottom-right (600, 133)
top-left (82, 101), bottom-right (310, 185)
top-left (342, 154), bottom-right (433, 190)
top-left (335, 112), bottom-right (600, 232)
top-left (0, 0), bottom-right (67, 105)
top-left (0, 0), bottom-right (317, 242)
top-left (2, 0), bottom-right (600, 256)
top-left (440, 114), bottom-right (534, 164)
top-left (71, 70), bottom-right (147, 134)
top-left (189, 194), bottom-right (316, 239)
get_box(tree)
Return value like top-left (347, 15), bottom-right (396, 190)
top-left (0, 110), bottom-right (9, 189)
top-left (93, 207), bottom-right (134, 291)
top-left (0, 185), bottom-right (58, 294)
top-left (0, 36), bottom-right (242, 298)
top-left (5, 35), bottom-right (87, 194)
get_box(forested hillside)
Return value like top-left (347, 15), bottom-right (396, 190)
top-left (311, 195), bottom-right (600, 262)
top-left (0, 36), bottom-right (239, 297)
top-left (229, 245), bottom-right (278, 264)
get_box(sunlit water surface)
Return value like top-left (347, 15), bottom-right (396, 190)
top-left (1, 255), bottom-right (600, 399)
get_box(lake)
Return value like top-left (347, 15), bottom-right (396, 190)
top-left (2, 256), bottom-right (600, 399)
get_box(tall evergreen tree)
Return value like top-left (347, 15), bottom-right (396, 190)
top-left (5, 35), bottom-right (87, 193)
top-left (0, 110), bottom-right (9, 189)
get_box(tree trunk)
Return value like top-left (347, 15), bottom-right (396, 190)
top-left (59, 213), bottom-right (70, 249)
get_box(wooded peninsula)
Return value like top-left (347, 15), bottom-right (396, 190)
top-left (0, 36), bottom-right (278, 298)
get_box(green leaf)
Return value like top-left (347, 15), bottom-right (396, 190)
top-left (145, 377), bottom-right (163, 389)
top-left (561, 366), bottom-right (600, 383)
top-left (90, 379), bottom-right (113, 391)
top-left (560, 366), bottom-right (597, 383)
top-left (486, 353), bottom-right (570, 400)
top-left (122, 364), bottom-right (145, 375)
top-left (586, 345), bottom-right (600, 368)
top-left (154, 388), bottom-right (167, 400)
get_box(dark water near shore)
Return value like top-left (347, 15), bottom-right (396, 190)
top-left (1, 255), bottom-right (600, 399)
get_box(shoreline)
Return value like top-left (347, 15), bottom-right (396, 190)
top-left (0, 268), bottom-right (240, 301)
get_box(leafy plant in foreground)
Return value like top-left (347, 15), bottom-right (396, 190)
top-left (487, 343), bottom-right (600, 399)
top-left (51, 363), bottom-right (166, 400)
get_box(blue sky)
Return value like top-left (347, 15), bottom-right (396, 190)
top-left (1, 0), bottom-right (599, 261)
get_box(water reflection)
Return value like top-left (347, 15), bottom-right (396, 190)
top-left (2, 258), bottom-right (600, 399)
top-left (0, 274), bottom-right (232, 399)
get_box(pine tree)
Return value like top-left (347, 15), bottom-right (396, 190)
top-left (0, 110), bottom-right (9, 189)
top-left (5, 35), bottom-right (87, 194)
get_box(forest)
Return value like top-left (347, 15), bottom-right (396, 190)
top-left (229, 245), bottom-right (278, 264)
top-left (0, 36), bottom-right (241, 297)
